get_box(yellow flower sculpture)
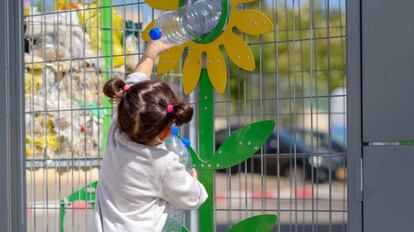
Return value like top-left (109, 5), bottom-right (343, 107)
top-left (142, 0), bottom-right (273, 94)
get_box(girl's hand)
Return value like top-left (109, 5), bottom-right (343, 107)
top-left (145, 40), bottom-right (172, 60)
top-left (191, 168), bottom-right (198, 179)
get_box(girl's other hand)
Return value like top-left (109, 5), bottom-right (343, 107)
top-left (191, 168), bottom-right (198, 180)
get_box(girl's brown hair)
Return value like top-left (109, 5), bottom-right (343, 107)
top-left (103, 78), bottom-right (193, 145)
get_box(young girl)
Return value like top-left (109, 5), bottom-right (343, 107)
top-left (92, 41), bottom-right (208, 232)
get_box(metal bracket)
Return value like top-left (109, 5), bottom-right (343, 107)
top-left (349, 157), bottom-right (363, 202)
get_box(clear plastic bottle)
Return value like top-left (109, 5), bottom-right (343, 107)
top-left (149, 0), bottom-right (222, 46)
top-left (180, 137), bottom-right (193, 172)
top-left (164, 127), bottom-right (193, 173)
top-left (162, 210), bottom-right (183, 232)
top-left (163, 127), bottom-right (193, 232)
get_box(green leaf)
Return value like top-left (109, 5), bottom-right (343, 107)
top-left (182, 225), bottom-right (190, 232)
top-left (176, 134), bottom-right (208, 169)
top-left (60, 181), bottom-right (99, 232)
top-left (187, 145), bottom-right (208, 169)
top-left (210, 120), bottom-right (276, 169)
top-left (67, 181), bottom-right (98, 203)
top-left (228, 214), bottom-right (278, 232)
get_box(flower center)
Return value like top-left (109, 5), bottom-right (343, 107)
top-left (179, 0), bottom-right (230, 44)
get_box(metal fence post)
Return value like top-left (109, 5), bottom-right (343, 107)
top-left (347, 0), bottom-right (363, 231)
top-left (0, 0), bottom-right (26, 231)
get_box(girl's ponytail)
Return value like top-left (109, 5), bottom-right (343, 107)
top-left (105, 79), bottom-right (193, 145)
top-left (172, 102), bottom-right (193, 126)
top-left (103, 78), bottom-right (126, 103)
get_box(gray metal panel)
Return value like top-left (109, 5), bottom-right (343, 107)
top-left (0, 2), bottom-right (6, 229)
top-left (364, 146), bottom-right (414, 232)
top-left (0, 0), bottom-right (26, 231)
top-left (362, 0), bottom-right (414, 141)
top-left (347, 0), bottom-right (363, 231)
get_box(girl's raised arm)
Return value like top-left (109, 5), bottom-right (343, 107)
top-left (134, 40), bottom-right (171, 79)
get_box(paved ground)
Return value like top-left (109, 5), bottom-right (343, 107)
top-left (26, 169), bottom-right (347, 231)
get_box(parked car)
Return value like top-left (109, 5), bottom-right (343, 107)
top-left (300, 126), bottom-right (347, 181)
top-left (215, 125), bottom-right (344, 183)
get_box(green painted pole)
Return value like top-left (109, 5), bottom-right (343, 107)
top-left (101, 0), bottom-right (113, 156)
top-left (198, 69), bottom-right (215, 232)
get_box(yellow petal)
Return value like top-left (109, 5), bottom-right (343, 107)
top-left (157, 45), bottom-right (186, 74)
top-left (206, 44), bottom-right (227, 94)
top-left (142, 20), bottom-right (156, 42)
top-left (183, 45), bottom-right (202, 95)
top-left (231, 0), bottom-right (256, 5)
top-left (144, 0), bottom-right (179, 10)
top-left (221, 32), bottom-right (255, 71)
top-left (233, 9), bottom-right (273, 35)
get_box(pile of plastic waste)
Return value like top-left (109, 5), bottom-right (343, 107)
top-left (24, 2), bottom-right (141, 160)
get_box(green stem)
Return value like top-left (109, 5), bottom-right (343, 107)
top-left (101, 0), bottom-right (112, 157)
top-left (59, 201), bottom-right (65, 232)
top-left (198, 69), bottom-right (215, 232)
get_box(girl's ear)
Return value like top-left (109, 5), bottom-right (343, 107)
top-left (159, 127), bottom-right (172, 141)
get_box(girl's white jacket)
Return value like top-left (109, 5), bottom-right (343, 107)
top-left (91, 72), bottom-right (208, 232)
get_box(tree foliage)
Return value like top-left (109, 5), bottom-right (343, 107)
top-left (229, 1), bottom-right (346, 103)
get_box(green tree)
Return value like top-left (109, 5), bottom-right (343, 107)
top-left (229, 0), bottom-right (346, 97)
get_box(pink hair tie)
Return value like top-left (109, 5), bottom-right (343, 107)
top-left (167, 104), bottom-right (175, 113)
top-left (123, 84), bottom-right (131, 93)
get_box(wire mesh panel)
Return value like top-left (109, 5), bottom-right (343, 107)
top-left (213, 0), bottom-right (347, 231)
top-left (23, 1), bottom-right (183, 231)
top-left (23, 0), bottom-right (346, 231)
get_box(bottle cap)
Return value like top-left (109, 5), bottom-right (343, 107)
top-left (181, 137), bottom-right (191, 148)
top-left (149, 27), bottom-right (162, 40)
top-left (171, 126), bottom-right (179, 136)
